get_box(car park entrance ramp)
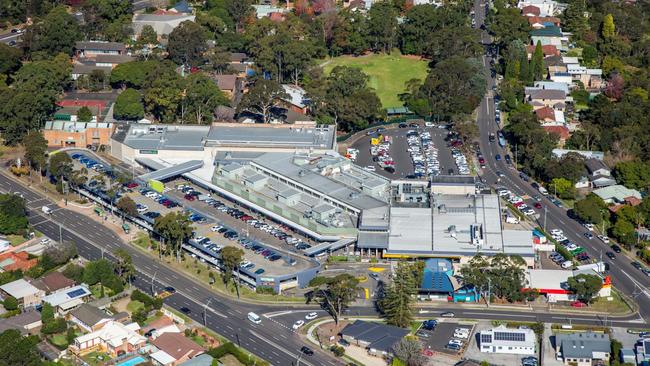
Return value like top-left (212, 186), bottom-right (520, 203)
top-left (304, 238), bottom-right (356, 257)
top-left (137, 159), bottom-right (203, 182)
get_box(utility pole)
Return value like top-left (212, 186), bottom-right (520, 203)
top-left (543, 206), bottom-right (547, 232)
top-left (59, 223), bottom-right (63, 243)
top-left (151, 271), bottom-right (158, 296)
top-left (203, 298), bottom-right (213, 326)
top-left (486, 277), bottom-right (491, 308)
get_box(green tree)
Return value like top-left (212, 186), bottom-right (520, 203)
top-left (567, 274), bottom-right (603, 303)
top-left (22, 131), bottom-right (48, 176)
top-left (0, 43), bottom-right (22, 75)
top-left (0, 193), bottom-right (29, 235)
top-left (116, 196), bottom-right (138, 217)
top-left (0, 329), bottom-right (42, 366)
top-left (115, 248), bottom-right (135, 285)
top-left (220, 246), bottom-right (244, 287)
top-left (601, 14), bottom-right (615, 39)
top-left (154, 212), bottom-right (194, 261)
top-left (77, 106), bottom-right (93, 122)
top-left (114, 88), bottom-right (144, 120)
top-left (531, 41), bottom-right (545, 81)
top-left (48, 152), bottom-right (73, 182)
top-left (573, 194), bottom-right (607, 225)
top-left (137, 24), bottom-right (158, 46)
top-left (167, 20), bottom-right (207, 66)
top-left (143, 68), bottom-right (184, 123)
top-left (562, 0), bottom-right (588, 39)
top-left (2, 296), bottom-right (17, 311)
top-left (181, 73), bottom-right (229, 124)
top-left (63, 264), bottom-right (85, 283)
top-left (613, 161), bottom-right (650, 191)
top-left (549, 177), bottom-right (576, 199)
top-left (612, 219), bottom-right (636, 247)
top-left (41, 302), bottom-right (54, 323)
top-left (308, 274), bottom-right (359, 325)
top-left (110, 60), bottom-right (162, 89)
top-left (380, 261), bottom-right (418, 328)
top-left (366, 2), bottom-right (398, 53)
top-left (27, 6), bottom-right (82, 57)
top-left (237, 79), bottom-right (287, 123)
top-left (486, 6), bottom-right (530, 48)
top-left (391, 337), bottom-right (426, 366)
top-left (227, 0), bottom-right (254, 33)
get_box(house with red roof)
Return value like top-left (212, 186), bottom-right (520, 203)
top-left (521, 5), bottom-right (540, 16)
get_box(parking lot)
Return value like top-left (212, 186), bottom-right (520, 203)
top-left (415, 320), bottom-right (474, 356)
top-left (350, 123), bottom-right (465, 179)
top-left (68, 152), bottom-right (317, 279)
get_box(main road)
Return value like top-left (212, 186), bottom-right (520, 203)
top-left (471, 0), bottom-right (650, 322)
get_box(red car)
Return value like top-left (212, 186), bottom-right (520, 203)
top-left (534, 202), bottom-right (542, 209)
top-left (126, 182), bottom-right (139, 189)
top-left (571, 301), bottom-right (587, 308)
top-left (514, 201), bottom-right (525, 207)
top-left (184, 194), bottom-right (196, 201)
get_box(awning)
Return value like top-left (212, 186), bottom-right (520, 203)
top-left (137, 159), bottom-right (204, 182)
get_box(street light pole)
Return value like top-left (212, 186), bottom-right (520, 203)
top-left (203, 298), bottom-right (214, 326)
top-left (486, 277), bottom-right (491, 308)
top-left (151, 271), bottom-right (158, 296)
top-left (543, 206), bottom-right (547, 232)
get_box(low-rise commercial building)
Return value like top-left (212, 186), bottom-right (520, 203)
top-left (555, 332), bottom-right (610, 366)
top-left (479, 325), bottom-right (536, 355)
top-left (340, 320), bottom-right (409, 358)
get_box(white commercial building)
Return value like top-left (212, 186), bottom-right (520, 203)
top-left (479, 325), bottom-right (537, 355)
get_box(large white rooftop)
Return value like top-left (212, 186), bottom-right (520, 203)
top-left (0, 279), bottom-right (41, 299)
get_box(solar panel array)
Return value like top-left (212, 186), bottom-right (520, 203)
top-left (480, 334), bottom-right (492, 343)
top-left (67, 288), bottom-right (87, 298)
top-left (494, 332), bottom-right (526, 342)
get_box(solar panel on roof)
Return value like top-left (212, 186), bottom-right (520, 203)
top-left (67, 288), bottom-right (88, 298)
top-left (494, 332), bottom-right (526, 342)
top-left (480, 334), bottom-right (492, 343)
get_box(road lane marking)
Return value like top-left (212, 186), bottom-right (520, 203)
top-left (250, 331), bottom-right (316, 366)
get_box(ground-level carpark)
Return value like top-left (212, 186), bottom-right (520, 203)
top-left (415, 321), bottom-right (474, 356)
top-left (350, 124), bottom-right (459, 179)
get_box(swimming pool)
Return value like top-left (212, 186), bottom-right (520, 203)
top-left (116, 356), bottom-right (146, 366)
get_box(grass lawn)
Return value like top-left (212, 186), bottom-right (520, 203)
top-left (90, 284), bottom-right (114, 299)
top-left (6, 234), bottom-right (26, 246)
top-left (219, 354), bottom-right (244, 366)
top-left (587, 290), bottom-right (631, 314)
top-left (49, 334), bottom-right (69, 349)
top-left (322, 52), bottom-right (429, 109)
top-left (127, 300), bottom-right (144, 313)
top-left (82, 351), bottom-right (111, 366)
top-left (192, 334), bottom-right (207, 347)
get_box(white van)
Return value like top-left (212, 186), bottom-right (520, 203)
top-left (247, 312), bottom-right (261, 324)
top-left (41, 206), bottom-right (52, 215)
top-left (505, 215), bottom-right (520, 224)
top-left (561, 260), bottom-right (573, 269)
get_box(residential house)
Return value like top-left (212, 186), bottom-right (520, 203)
top-left (575, 176), bottom-right (590, 189)
top-left (340, 320), bottom-right (409, 358)
top-left (555, 332), bottom-right (611, 366)
top-left (132, 14), bottom-right (196, 39)
top-left (478, 325), bottom-right (536, 355)
top-left (42, 284), bottom-right (92, 315)
top-left (280, 84), bottom-right (309, 115)
top-left (212, 74), bottom-right (240, 99)
top-left (0, 279), bottom-right (44, 308)
top-left (43, 121), bottom-right (115, 148)
top-left (0, 251), bottom-right (38, 272)
top-left (0, 239), bottom-right (9, 254)
top-left (528, 89), bottom-right (567, 111)
top-left (585, 159), bottom-right (616, 188)
top-left (517, 0), bottom-right (561, 16)
top-left (75, 41), bottom-right (126, 57)
top-left (177, 354), bottom-right (214, 366)
top-left (229, 53), bottom-right (254, 78)
top-left (542, 125), bottom-right (570, 143)
top-left (520, 5), bottom-right (540, 16)
top-left (69, 304), bottom-right (114, 332)
top-left (527, 16), bottom-right (561, 29)
top-left (530, 26), bottom-right (569, 52)
top-left (252, 5), bottom-right (289, 19)
top-left (70, 321), bottom-right (146, 357)
top-left (552, 149), bottom-right (604, 160)
top-left (535, 106), bottom-right (565, 125)
top-left (150, 332), bottom-right (205, 366)
top-left (0, 311), bottom-right (42, 335)
top-left (71, 64), bottom-right (113, 81)
top-left (526, 44), bottom-right (560, 59)
top-left (534, 81), bottom-right (570, 94)
top-left (593, 185), bottom-right (642, 204)
top-left (31, 271), bottom-right (76, 294)
top-left (566, 64), bottom-right (604, 90)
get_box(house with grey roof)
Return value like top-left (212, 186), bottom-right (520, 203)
top-left (585, 159), bottom-right (616, 188)
top-left (340, 320), bottom-right (409, 357)
top-left (70, 304), bottom-right (113, 332)
top-left (0, 311), bottom-right (42, 335)
top-left (555, 332), bottom-right (610, 366)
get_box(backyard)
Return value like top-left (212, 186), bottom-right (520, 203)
top-left (322, 52), bottom-right (429, 109)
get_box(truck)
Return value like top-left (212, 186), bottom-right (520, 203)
top-left (576, 261), bottom-right (609, 273)
top-left (41, 206), bottom-right (52, 215)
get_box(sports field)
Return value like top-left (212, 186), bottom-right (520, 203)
top-left (322, 53), bottom-right (429, 109)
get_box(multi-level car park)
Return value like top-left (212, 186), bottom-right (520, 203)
top-left (67, 152), bottom-right (321, 293)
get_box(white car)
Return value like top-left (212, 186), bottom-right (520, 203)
top-left (292, 320), bottom-right (305, 330)
top-left (550, 229), bottom-right (563, 236)
top-left (425, 122), bottom-right (435, 127)
top-left (448, 339), bottom-right (464, 346)
top-left (454, 332), bottom-right (469, 339)
top-left (305, 312), bottom-right (318, 320)
top-left (39, 238), bottom-right (51, 245)
top-left (584, 223), bottom-right (594, 231)
top-left (597, 235), bottom-right (610, 244)
top-left (364, 165), bottom-right (376, 172)
top-left (211, 225), bottom-right (222, 232)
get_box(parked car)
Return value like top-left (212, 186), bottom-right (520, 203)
top-left (611, 245), bottom-right (622, 253)
top-left (606, 251), bottom-right (616, 259)
top-left (300, 346), bottom-right (314, 356)
top-left (292, 320), bottom-right (305, 330)
top-left (440, 312), bottom-right (455, 317)
top-left (305, 312), bottom-right (318, 320)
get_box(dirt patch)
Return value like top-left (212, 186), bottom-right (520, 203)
top-left (112, 296), bottom-right (131, 313)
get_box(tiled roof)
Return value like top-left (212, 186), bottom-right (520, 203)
top-left (543, 125), bottom-right (570, 139)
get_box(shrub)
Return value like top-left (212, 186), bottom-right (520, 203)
top-left (207, 342), bottom-right (270, 366)
top-left (330, 345), bottom-right (345, 357)
top-left (256, 286), bottom-right (276, 295)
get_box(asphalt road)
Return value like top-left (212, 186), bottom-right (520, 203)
top-left (0, 173), bottom-right (340, 366)
top-left (471, 0), bottom-right (650, 323)
top-left (0, 31), bottom-right (21, 46)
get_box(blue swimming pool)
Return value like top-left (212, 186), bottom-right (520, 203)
top-left (116, 356), bottom-right (146, 366)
